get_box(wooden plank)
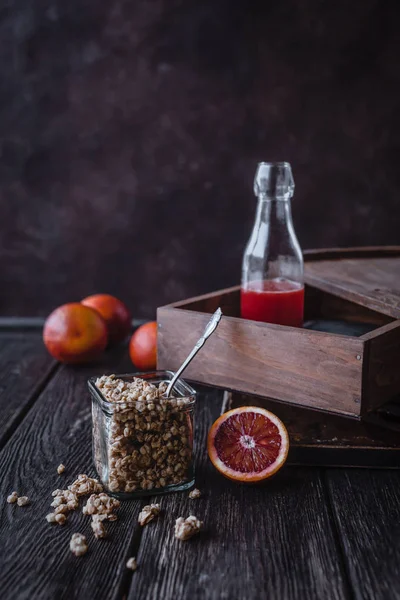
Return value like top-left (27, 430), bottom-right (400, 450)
top-left (128, 391), bottom-right (350, 600)
top-left (304, 246), bottom-right (400, 261)
top-left (362, 320), bottom-right (400, 413)
top-left (0, 317), bottom-right (147, 330)
top-left (0, 344), bottom-right (144, 600)
top-left (163, 283), bottom-right (392, 327)
top-left (326, 469), bottom-right (400, 600)
top-left (305, 257), bottom-right (400, 319)
top-left (164, 286), bottom-right (241, 316)
top-left (0, 332), bottom-right (56, 447)
top-left (0, 317), bottom-right (46, 329)
top-left (158, 307), bottom-right (364, 416)
top-left (304, 286), bottom-right (392, 327)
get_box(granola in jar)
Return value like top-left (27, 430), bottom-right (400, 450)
top-left (89, 373), bottom-right (196, 497)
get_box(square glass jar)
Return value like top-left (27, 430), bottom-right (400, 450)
top-left (88, 371), bottom-right (196, 499)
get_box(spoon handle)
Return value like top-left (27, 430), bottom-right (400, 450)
top-left (165, 308), bottom-right (223, 398)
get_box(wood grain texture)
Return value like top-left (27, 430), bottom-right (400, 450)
top-left (362, 320), bottom-right (400, 413)
top-left (166, 285), bottom-right (240, 316)
top-left (2, 323), bottom-right (400, 599)
top-left (304, 247), bottom-right (400, 261)
top-left (0, 332), bottom-right (56, 447)
top-left (128, 390), bottom-right (350, 600)
top-left (326, 469), bottom-right (400, 600)
top-left (305, 256), bottom-right (400, 318)
top-left (166, 283), bottom-right (392, 327)
top-left (0, 345), bottom-right (144, 600)
top-left (158, 307), bottom-right (364, 416)
top-left (304, 286), bottom-right (392, 327)
top-left (0, 318), bottom-right (147, 329)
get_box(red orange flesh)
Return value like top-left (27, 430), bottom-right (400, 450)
top-left (208, 406), bottom-right (289, 482)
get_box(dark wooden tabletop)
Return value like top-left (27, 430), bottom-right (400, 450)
top-left (1, 320), bottom-right (400, 600)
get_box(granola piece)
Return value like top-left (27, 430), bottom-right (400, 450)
top-left (126, 557), bottom-right (137, 571)
top-left (51, 495), bottom-right (64, 506)
top-left (82, 493), bottom-right (120, 518)
top-left (68, 474), bottom-right (103, 497)
top-left (107, 513), bottom-right (118, 522)
top-left (7, 492), bottom-right (18, 504)
top-left (57, 464), bottom-right (65, 475)
top-left (70, 533), bottom-right (88, 557)
top-left (55, 513), bottom-right (67, 525)
top-left (17, 496), bottom-right (30, 507)
top-left (54, 504), bottom-right (69, 515)
top-left (158, 381), bottom-right (168, 396)
top-left (91, 515), bottom-right (107, 539)
top-left (174, 515), bottom-right (202, 541)
top-left (189, 488), bottom-right (201, 499)
top-left (51, 489), bottom-right (64, 497)
top-left (138, 503), bottom-right (160, 526)
top-left (46, 513), bottom-right (57, 523)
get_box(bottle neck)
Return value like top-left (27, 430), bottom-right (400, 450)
top-left (255, 195), bottom-right (294, 231)
top-left (245, 193), bottom-right (302, 274)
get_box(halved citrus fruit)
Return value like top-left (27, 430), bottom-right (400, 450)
top-left (207, 406), bottom-right (289, 482)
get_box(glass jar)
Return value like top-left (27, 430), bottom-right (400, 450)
top-left (88, 371), bottom-right (196, 498)
top-left (241, 161), bottom-right (304, 327)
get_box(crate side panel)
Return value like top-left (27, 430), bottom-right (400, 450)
top-left (157, 308), bottom-right (363, 416)
top-left (364, 320), bottom-right (400, 412)
top-left (169, 287), bottom-right (240, 316)
top-left (305, 256), bottom-right (400, 319)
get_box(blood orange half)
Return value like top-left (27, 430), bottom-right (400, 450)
top-left (207, 406), bottom-right (289, 483)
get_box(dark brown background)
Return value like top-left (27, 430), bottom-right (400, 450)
top-left (0, 0), bottom-right (399, 318)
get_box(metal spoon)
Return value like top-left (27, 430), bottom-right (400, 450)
top-left (165, 307), bottom-right (223, 398)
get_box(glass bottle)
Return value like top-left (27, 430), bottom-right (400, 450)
top-left (241, 162), bottom-right (304, 327)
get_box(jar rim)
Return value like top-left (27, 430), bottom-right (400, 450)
top-left (88, 371), bottom-right (197, 414)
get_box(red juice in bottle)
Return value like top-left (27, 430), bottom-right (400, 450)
top-left (240, 278), bottom-right (304, 327)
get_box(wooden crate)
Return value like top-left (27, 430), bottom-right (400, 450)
top-left (157, 247), bottom-right (400, 419)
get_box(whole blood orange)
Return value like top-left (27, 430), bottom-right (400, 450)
top-left (208, 406), bottom-right (289, 482)
top-left (81, 294), bottom-right (131, 344)
top-left (43, 303), bottom-right (108, 364)
top-left (129, 321), bottom-right (157, 370)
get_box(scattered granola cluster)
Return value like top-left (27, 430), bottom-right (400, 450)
top-left (70, 533), bottom-right (88, 557)
top-left (6, 470), bottom-right (203, 569)
top-left (91, 515), bottom-right (107, 539)
top-left (93, 375), bottom-right (194, 494)
top-left (44, 472), bottom-right (120, 549)
top-left (50, 489), bottom-right (79, 513)
top-left (82, 493), bottom-right (120, 518)
top-left (68, 473), bottom-right (103, 497)
top-left (175, 515), bottom-right (203, 541)
top-left (45, 473), bottom-right (105, 527)
top-left (57, 464), bottom-right (65, 475)
top-left (6, 491), bottom-right (30, 506)
top-left (138, 503), bottom-right (161, 526)
top-left (46, 512), bottom-right (67, 525)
